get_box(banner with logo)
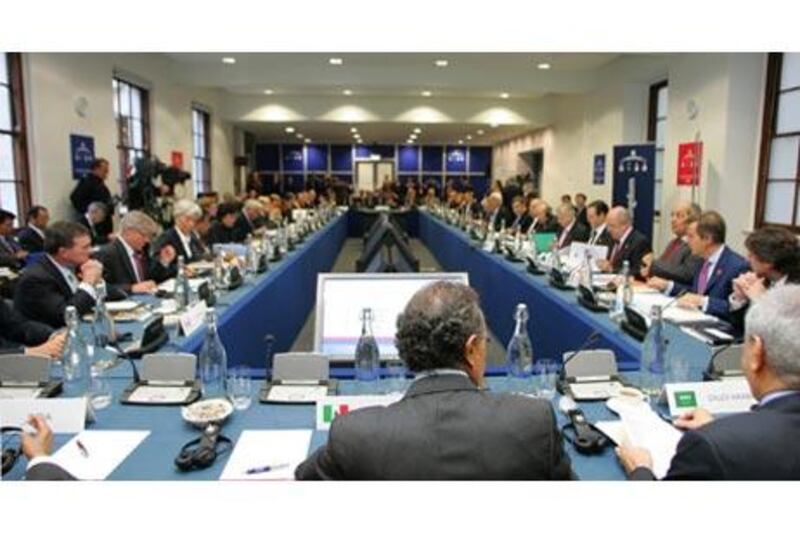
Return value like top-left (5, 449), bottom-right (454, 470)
top-left (593, 154), bottom-right (606, 185)
top-left (677, 141), bottom-right (703, 186)
top-left (70, 134), bottom-right (95, 180)
top-left (613, 144), bottom-right (656, 240)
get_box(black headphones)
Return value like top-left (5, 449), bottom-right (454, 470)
top-left (174, 424), bottom-right (232, 472)
top-left (2, 426), bottom-right (23, 476)
top-left (561, 410), bottom-right (609, 455)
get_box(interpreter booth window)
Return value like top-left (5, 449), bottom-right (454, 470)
top-left (0, 52), bottom-right (31, 220)
top-left (757, 52), bottom-right (800, 230)
top-left (192, 107), bottom-right (212, 193)
top-left (113, 76), bottom-right (151, 195)
top-left (647, 80), bottom-right (668, 218)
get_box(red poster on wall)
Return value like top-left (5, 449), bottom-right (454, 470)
top-left (171, 151), bottom-right (184, 170)
top-left (677, 142), bottom-right (702, 186)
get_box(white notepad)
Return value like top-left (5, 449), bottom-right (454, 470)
top-left (50, 430), bottom-right (150, 480)
top-left (219, 430), bottom-right (312, 481)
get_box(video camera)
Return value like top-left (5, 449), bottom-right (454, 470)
top-left (125, 156), bottom-right (191, 226)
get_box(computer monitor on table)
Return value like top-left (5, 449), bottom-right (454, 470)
top-left (314, 272), bottom-right (469, 362)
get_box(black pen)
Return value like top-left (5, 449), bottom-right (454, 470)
top-left (76, 439), bottom-right (89, 458)
top-left (244, 462), bottom-right (290, 475)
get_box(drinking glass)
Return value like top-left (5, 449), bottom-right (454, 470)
top-left (227, 365), bottom-right (253, 410)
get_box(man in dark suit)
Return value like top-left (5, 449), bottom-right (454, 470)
top-left (597, 206), bottom-right (652, 276)
top-left (0, 209), bottom-right (28, 270)
top-left (14, 221), bottom-right (104, 328)
top-left (19, 415), bottom-right (77, 481)
top-left (527, 199), bottom-right (560, 234)
top-left (16, 205), bottom-right (49, 253)
top-left (77, 202), bottom-right (110, 246)
top-left (648, 211), bottom-right (749, 322)
top-left (585, 200), bottom-right (614, 255)
top-left (233, 199), bottom-right (265, 242)
top-left (508, 195), bottom-right (533, 234)
top-left (155, 199), bottom-right (207, 263)
top-left (484, 191), bottom-right (513, 232)
top-left (574, 193), bottom-right (589, 228)
top-left (296, 281), bottom-right (574, 480)
top-left (641, 201), bottom-right (702, 285)
top-left (206, 202), bottom-right (240, 246)
top-left (0, 300), bottom-right (64, 356)
top-left (616, 285), bottom-right (800, 480)
top-left (70, 158), bottom-right (113, 238)
top-left (554, 203), bottom-right (590, 250)
top-left (94, 211), bottom-right (176, 296)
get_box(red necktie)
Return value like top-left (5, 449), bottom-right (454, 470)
top-left (662, 238), bottom-right (682, 261)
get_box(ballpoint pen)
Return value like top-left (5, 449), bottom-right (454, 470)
top-left (76, 439), bottom-right (90, 458)
top-left (244, 462), bottom-right (290, 475)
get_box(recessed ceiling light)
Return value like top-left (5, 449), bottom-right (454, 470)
top-left (222, 57), bottom-right (236, 65)
top-left (537, 62), bottom-right (551, 70)
top-left (490, 123), bottom-right (499, 128)
top-left (435, 59), bottom-right (449, 67)
top-left (305, 138), bottom-right (311, 143)
top-left (466, 135), bottom-right (472, 140)
top-left (263, 89), bottom-right (274, 95)
top-left (350, 127), bottom-right (358, 133)
top-left (343, 89), bottom-right (353, 96)
top-left (421, 91), bottom-right (432, 97)
top-left (413, 127), bottom-right (422, 134)
top-left (500, 92), bottom-right (510, 99)
top-left (296, 133), bottom-right (303, 139)
top-left (477, 129), bottom-right (484, 135)
top-left (409, 134), bottom-right (417, 140)
top-left (285, 126), bottom-right (295, 133)
top-left (407, 140), bottom-right (415, 144)
top-left (458, 140), bottom-right (464, 145)
top-left (329, 57), bottom-right (343, 65)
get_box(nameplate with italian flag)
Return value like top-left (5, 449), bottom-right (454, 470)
top-left (316, 395), bottom-right (402, 431)
top-left (665, 379), bottom-right (755, 418)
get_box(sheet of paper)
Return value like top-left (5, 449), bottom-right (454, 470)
top-left (50, 430), bottom-right (150, 480)
top-left (594, 420), bottom-right (627, 446)
top-left (127, 385), bottom-right (193, 404)
top-left (0, 387), bottom-right (42, 400)
top-left (631, 292), bottom-right (718, 325)
top-left (219, 430), bottom-right (312, 481)
top-left (267, 385), bottom-right (328, 403)
top-left (106, 300), bottom-right (141, 313)
top-left (0, 398), bottom-right (87, 433)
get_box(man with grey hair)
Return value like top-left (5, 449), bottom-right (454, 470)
top-left (597, 206), bottom-right (652, 276)
top-left (554, 202), bottom-right (590, 249)
top-left (233, 199), bottom-right (266, 242)
top-left (641, 200), bottom-right (702, 285)
top-left (616, 284), bottom-right (800, 480)
top-left (155, 199), bottom-right (207, 262)
top-left (484, 191), bottom-right (512, 232)
top-left (94, 210), bottom-right (177, 295)
top-left (78, 201), bottom-right (110, 245)
top-left (296, 281), bottom-right (574, 480)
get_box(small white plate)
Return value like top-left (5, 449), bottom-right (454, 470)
top-left (182, 398), bottom-right (233, 427)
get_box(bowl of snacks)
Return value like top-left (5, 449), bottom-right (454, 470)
top-left (181, 398), bottom-right (234, 427)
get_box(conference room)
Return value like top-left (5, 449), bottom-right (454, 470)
top-left (2, 2), bottom-right (799, 530)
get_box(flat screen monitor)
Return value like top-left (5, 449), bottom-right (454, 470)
top-left (314, 272), bottom-right (469, 361)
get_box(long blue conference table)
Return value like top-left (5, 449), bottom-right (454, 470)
top-left (3, 208), bottom-right (717, 481)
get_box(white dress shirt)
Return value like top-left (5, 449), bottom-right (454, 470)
top-left (589, 224), bottom-right (607, 246)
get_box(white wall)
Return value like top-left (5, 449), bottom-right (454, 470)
top-left (23, 53), bottom-right (236, 222)
top-left (493, 53), bottom-right (767, 253)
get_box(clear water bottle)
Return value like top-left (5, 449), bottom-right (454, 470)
top-left (62, 306), bottom-right (91, 398)
top-left (355, 308), bottom-right (380, 382)
top-left (260, 231), bottom-right (272, 270)
top-left (640, 304), bottom-right (667, 404)
top-left (198, 308), bottom-right (229, 399)
top-left (622, 259), bottom-right (634, 306)
top-left (506, 303), bottom-right (534, 378)
top-left (582, 248), bottom-right (594, 288)
top-left (174, 255), bottom-right (189, 310)
top-left (213, 248), bottom-right (226, 291)
top-left (91, 282), bottom-right (116, 351)
top-left (610, 260), bottom-right (632, 321)
top-left (278, 223), bottom-right (289, 255)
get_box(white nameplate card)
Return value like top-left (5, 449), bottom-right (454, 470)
top-left (0, 397), bottom-right (87, 433)
top-left (179, 301), bottom-right (208, 336)
top-left (665, 379), bottom-right (756, 417)
top-left (316, 394), bottom-right (402, 431)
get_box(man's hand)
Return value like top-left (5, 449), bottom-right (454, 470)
top-left (21, 415), bottom-right (53, 460)
top-left (647, 276), bottom-right (669, 291)
top-left (131, 280), bottom-right (157, 294)
top-left (596, 259), bottom-right (612, 273)
top-left (159, 245), bottom-right (177, 266)
top-left (673, 408), bottom-right (714, 431)
top-left (677, 293), bottom-right (704, 310)
top-left (14, 249), bottom-right (28, 260)
top-left (742, 277), bottom-right (767, 300)
top-left (25, 331), bottom-right (66, 359)
top-left (79, 259), bottom-right (104, 285)
top-left (615, 442), bottom-right (653, 475)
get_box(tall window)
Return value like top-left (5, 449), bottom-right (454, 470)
top-left (0, 53), bottom-right (31, 220)
top-left (756, 53), bottom-right (800, 230)
top-left (648, 80), bottom-right (668, 217)
top-left (113, 77), bottom-right (150, 194)
top-left (192, 107), bottom-right (211, 193)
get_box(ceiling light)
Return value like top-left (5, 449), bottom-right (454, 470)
top-left (343, 89), bottom-right (353, 96)
top-left (413, 127), bottom-right (422, 134)
top-left (458, 140), bottom-right (464, 145)
top-left (350, 127), bottom-right (358, 133)
top-left (421, 91), bottom-right (432, 97)
top-left (353, 134), bottom-right (360, 139)
top-left (466, 135), bottom-right (472, 140)
top-left (409, 134), bottom-right (417, 140)
top-left (222, 57), bottom-right (236, 64)
top-left (407, 140), bottom-right (415, 144)
top-left (537, 62), bottom-right (551, 70)
top-left (329, 57), bottom-right (343, 65)
top-left (296, 133), bottom-right (303, 139)
top-left (490, 123), bottom-right (499, 128)
top-left (477, 129), bottom-right (484, 135)
top-left (500, 92), bottom-right (510, 99)
top-left (305, 138), bottom-right (311, 143)
top-left (285, 126), bottom-right (295, 133)
top-left (435, 59), bottom-right (449, 67)
top-left (263, 89), bottom-right (274, 95)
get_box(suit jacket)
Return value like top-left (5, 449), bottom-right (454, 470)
top-left (651, 237), bottom-right (703, 286)
top-left (487, 206), bottom-right (514, 233)
top-left (94, 239), bottom-right (172, 295)
top-left (13, 256), bottom-right (96, 328)
top-left (555, 222), bottom-right (590, 249)
top-left (206, 221), bottom-right (239, 246)
top-left (576, 206), bottom-right (589, 228)
top-left (509, 213), bottom-right (533, 234)
top-left (528, 214), bottom-right (560, 234)
top-left (0, 299), bottom-right (53, 352)
top-left (631, 393), bottom-right (800, 480)
top-left (609, 229), bottom-right (652, 276)
top-left (295, 373), bottom-right (575, 480)
top-left (155, 227), bottom-right (208, 263)
top-left (0, 235), bottom-right (25, 270)
top-left (70, 175), bottom-right (113, 236)
top-left (669, 246), bottom-right (749, 321)
top-left (77, 215), bottom-right (108, 246)
top-left (16, 226), bottom-right (45, 253)
top-left (587, 226), bottom-right (614, 257)
top-left (25, 461), bottom-right (77, 481)
top-left (233, 213), bottom-right (263, 242)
